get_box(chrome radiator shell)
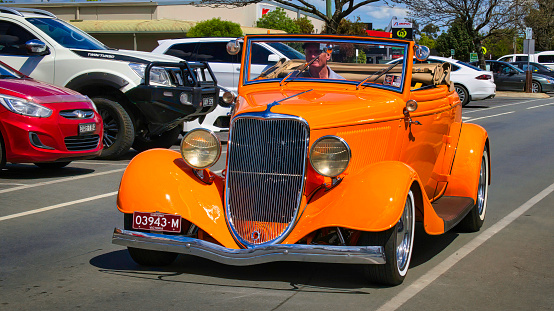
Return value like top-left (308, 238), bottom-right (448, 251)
top-left (225, 112), bottom-right (309, 247)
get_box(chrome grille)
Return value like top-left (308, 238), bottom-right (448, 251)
top-left (60, 110), bottom-right (94, 119)
top-left (226, 116), bottom-right (309, 246)
top-left (64, 135), bottom-right (100, 151)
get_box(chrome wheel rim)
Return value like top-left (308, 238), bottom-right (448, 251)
top-left (396, 192), bottom-right (414, 273)
top-left (476, 151), bottom-right (488, 218)
top-left (531, 82), bottom-right (540, 93)
top-left (99, 109), bottom-right (119, 149)
top-left (455, 86), bottom-right (466, 103)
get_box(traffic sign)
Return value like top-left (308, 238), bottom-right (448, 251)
top-left (525, 27), bottom-right (533, 40)
top-left (451, 49), bottom-right (455, 56)
top-left (470, 52), bottom-right (478, 62)
top-left (481, 46), bottom-right (487, 54)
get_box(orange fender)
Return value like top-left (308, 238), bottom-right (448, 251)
top-left (444, 123), bottom-right (489, 201)
top-left (284, 161), bottom-right (445, 243)
top-left (117, 149), bottom-right (239, 249)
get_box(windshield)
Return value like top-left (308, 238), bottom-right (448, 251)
top-left (27, 18), bottom-right (107, 50)
top-left (243, 37), bottom-right (408, 92)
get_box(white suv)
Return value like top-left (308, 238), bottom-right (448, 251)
top-left (0, 7), bottom-right (219, 159)
top-left (153, 37), bottom-right (304, 135)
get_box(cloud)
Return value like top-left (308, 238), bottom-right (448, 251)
top-left (362, 6), bottom-right (409, 20)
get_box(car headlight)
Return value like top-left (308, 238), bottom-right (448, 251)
top-left (180, 128), bottom-right (221, 169)
top-left (0, 95), bottom-right (52, 118)
top-left (309, 136), bottom-right (351, 177)
top-left (129, 63), bottom-right (174, 87)
top-left (84, 95), bottom-right (98, 112)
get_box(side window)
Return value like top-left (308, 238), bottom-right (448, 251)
top-left (499, 64), bottom-right (511, 74)
top-left (522, 64), bottom-right (530, 71)
top-left (196, 42), bottom-right (235, 63)
top-left (538, 55), bottom-right (554, 63)
top-left (166, 43), bottom-right (197, 61)
top-left (450, 64), bottom-right (460, 71)
top-left (250, 43), bottom-right (273, 65)
top-left (515, 56), bottom-right (528, 62)
top-left (498, 56), bottom-right (511, 62)
top-left (0, 21), bottom-right (37, 55)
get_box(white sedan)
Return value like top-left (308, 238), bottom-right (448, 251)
top-left (388, 56), bottom-right (496, 106)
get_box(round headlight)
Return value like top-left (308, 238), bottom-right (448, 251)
top-left (309, 136), bottom-right (351, 177)
top-left (180, 129), bottom-right (221, 169)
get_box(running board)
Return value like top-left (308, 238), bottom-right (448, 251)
top-left (431, 196), bottom-right (475, 232)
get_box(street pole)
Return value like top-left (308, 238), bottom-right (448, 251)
top-left (326, 0), bottom-right (331, 19)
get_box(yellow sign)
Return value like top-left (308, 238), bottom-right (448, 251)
top-left (397, 28), bottom-right (407, 38)
top-left (481, 46), bottom-right (487, 54)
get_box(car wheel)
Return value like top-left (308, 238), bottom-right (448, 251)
top-left (132, 124), bottom-right (182, 153)
top-left (457, 146), bottom-right (489, 232)
top-left (455, 84), bottom-right (470, 107)
top-left (127, 247), bottom-right (178, 266)
top-left (360, 190), bottom-right (415, 286)
top-left (531, 81), bottom-right (542, 93)
top-left (34, 162), bottom-right (71, 169)
top-left (93, 97), bottom-right (135, 160)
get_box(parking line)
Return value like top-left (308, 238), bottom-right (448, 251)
top-left (0, 191), bottom-right (118, 222)
top-left (0, 168), bottom-right (125, 194)
top-left (462, 98), bottom-right (544, 114)
top-left (376, 181), bottom-right (554, 311)
top-left (465, 111), bottom-right (515, 122)
top-left (526, 102), bottom-right (554, 110)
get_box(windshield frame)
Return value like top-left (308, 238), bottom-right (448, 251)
top-left (27, 17), bottom-right (108, 50)
top-left (241, 36), bottom-right (409, 94)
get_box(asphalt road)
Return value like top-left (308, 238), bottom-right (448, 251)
top-left (1, 95), bottom-right (553, 310)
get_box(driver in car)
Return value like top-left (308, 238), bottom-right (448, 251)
top-left (300, 42), bottom-right (344, 79)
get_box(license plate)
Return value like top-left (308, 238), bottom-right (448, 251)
top-left (132, 212), bottom-right (181, 233)
top-left (79, 123), bottom-right (96, 135)
top-left (203, 97), bottom-right (214, 107)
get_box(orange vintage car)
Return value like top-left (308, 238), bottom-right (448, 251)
top-left (112, 34), bottom-right (490, 286)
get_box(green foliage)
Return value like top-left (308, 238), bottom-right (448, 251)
top-left (482, 29), bottom-right (523, 59)
top-left (357, 50), bottom-right (367, 64)
top-left (256, 8), bottom-right (300, 34)
top-left (524, 0), bottom-right (554, 51)
top-left (294, 16), bottom-right (314, 34)
top-left (323, 17), bottom-right (367, 36)
top-left (187, 18), bottom-right (243, 37)
top-left (421, 24), bottom-right (440, 39)
top-left (435, 19), bottom-right (474, 61)
top-left (418, 33), bottom-right (436, 49)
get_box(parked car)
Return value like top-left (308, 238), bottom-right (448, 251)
top-left (510, 61), bottom-right (554, 78)
top-left (471, 60), bottom-right (554, 93)
top-left (388, 56), bottom-right (496, 106)
top-left (0, 7), bottom-right (219, 159)
top-left (0, 60), bottom-right (102, 169)
top-left (498, 51), bottom-right (554, 69)
top-left (112, 34), bottom-right (491, 286)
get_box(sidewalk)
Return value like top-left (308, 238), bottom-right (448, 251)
top-left (495, 91), bottom-right (551, 98)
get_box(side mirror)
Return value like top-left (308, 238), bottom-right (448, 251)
top-left (414, 45), bottom-right (430, 61)
top-left (267, 54), bottom-right (280, 63)
top-left (226, 40), bottom-right (241, 56)
top-left (25, 39), bottom-right (49, 56)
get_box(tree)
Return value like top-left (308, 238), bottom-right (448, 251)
top-left (392, 0), bottom-right (526, 68)
top-left (294, 16), bottom-right (314, 34)
top-left (482, 29), bottom-right (523, 59)
top-left (421, 24), bottom-right (440, 40)
top-left (187, 18), bottom-right (243, 37)
top-left (195, 0), bottom-right (380, 34)
top-left (524, 0), bottom-right (554, 51)
top-left (323, 16), bottom-right (366, 35)
top-left (418, 33), bottom-right (436, 50)
top-left (435, 19), bottom-right (473, 61)
top-left (257, 8), bottom-right (300, 33)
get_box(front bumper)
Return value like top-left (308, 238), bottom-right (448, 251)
top-left (112, 228), bottom-right (386, 265)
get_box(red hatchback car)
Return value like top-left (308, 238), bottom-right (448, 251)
top-left (0, 61), bottom-right (102, 169)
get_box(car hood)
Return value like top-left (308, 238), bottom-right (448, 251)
top-left (235, 86), bottom-right (405, 130)
top-left (0, 78), bottom-right (88, 104)
top-left (71, 48), bottom-right (182, 64)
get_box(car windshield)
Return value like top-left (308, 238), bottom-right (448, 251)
top-left (0, 63), bottom-right (21, 79)
top-left (243, 37), bottom-right (409, 92)
top-left (27, 18), bottom-right (107, 50)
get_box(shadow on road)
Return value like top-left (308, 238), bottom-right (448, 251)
top-left (411, 223), bottom-right (459, 268)
top-left (0, 163), bottom-right (95, 180)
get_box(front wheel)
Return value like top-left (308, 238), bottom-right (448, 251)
top-left (457, 146), bottom-right (489, 232)
top-left (93, 97), bottom-right (135, 160)
top-left (127, 247), bottom-right (178, 266)
top-left (360, 190), bottom-right (415, 286)
top-left (531, 81), bottom-right (542, 93)
top-left (132, 125), bottom-right (182, 152)
top-left (455, 84), bottom-right (470, 107)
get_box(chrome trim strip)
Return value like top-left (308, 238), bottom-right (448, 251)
top-left (112, 228), bottom-right (385, 265)
top-left (225, 112), bottom-right (310, 247)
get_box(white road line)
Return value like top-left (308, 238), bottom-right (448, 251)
top-left (0, 168), bottom-right (125, 194)
top-left (0, 191), bottom-right (118, 222)
top-left (526, 102), bottom-right (554, 110)
top-left (73, 161), bottom-right (129, 166)
top-left (0, 183), bottom-right (27, 186)
top-left (462, 98), bottom-right (544, 115)
top-left (465, 111), bottom-right (515, 122)
top-left (377, 182), bottom-right (554, 311)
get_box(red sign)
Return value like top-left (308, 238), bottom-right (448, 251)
top-left (262, 8), bottom-right (270, 16)
top-left (366, 30), bottom-right (392, 38)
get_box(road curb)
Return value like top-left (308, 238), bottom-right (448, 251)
top-left (495, 91), bottom-right (551, 98)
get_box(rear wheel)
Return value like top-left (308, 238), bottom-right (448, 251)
top-left (127, 247), bottom-right (178, 266)
top-left (531, 81), bottom-right (542, 93)
top-left (94, 97), bottom-right (135, 160)
top-left (455, 84), bottom-right (470, 106)
top-left (457, 146), bottom-right (489, 232)
top-left (360, 190), bottom-right (415, 286)
top-left (132, 125), bottom-right (182, 152)
top-left (34, 162), bottom-right (71, 169)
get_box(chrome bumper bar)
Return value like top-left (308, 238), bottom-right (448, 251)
top-left (112, 228), bottom-right (386, 265)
